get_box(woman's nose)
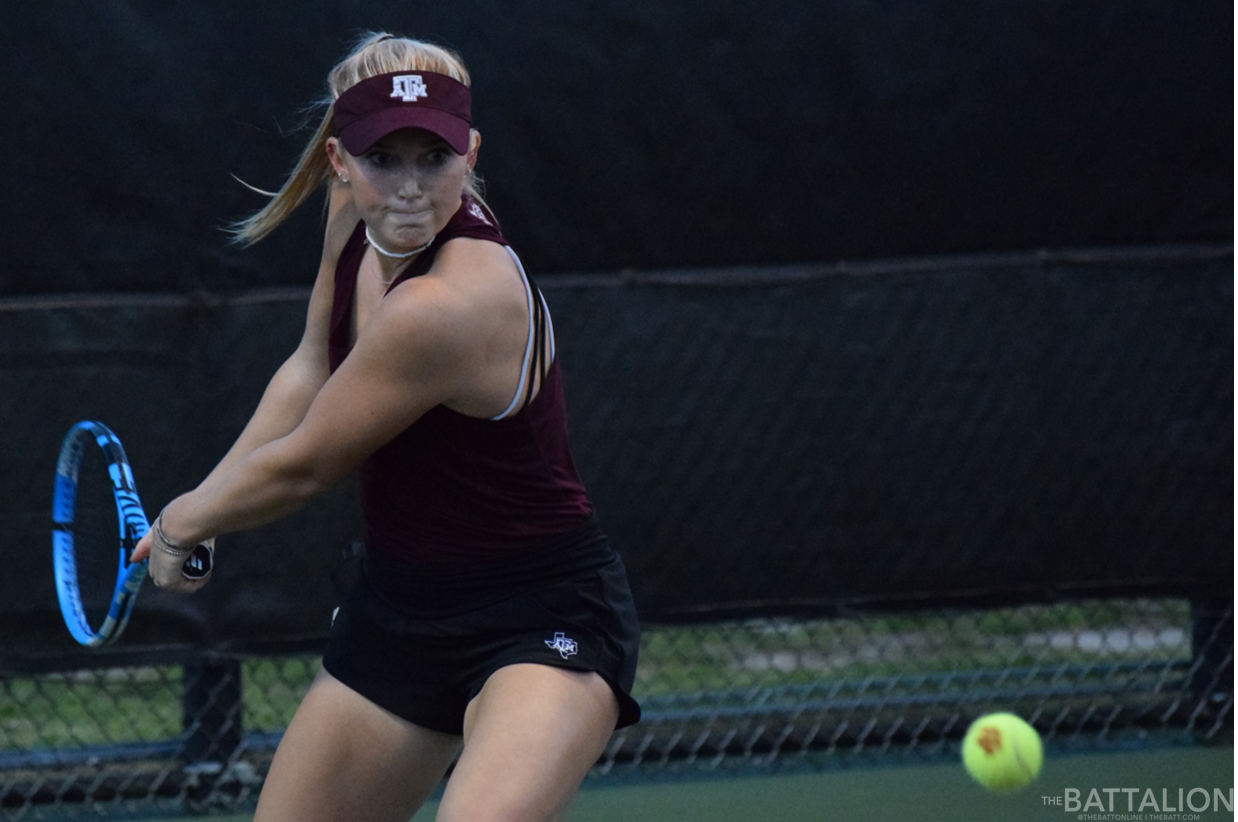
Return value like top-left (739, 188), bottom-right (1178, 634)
top-left (396, 171), bottom-right (422, 199)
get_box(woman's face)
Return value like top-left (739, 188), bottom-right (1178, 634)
top-left (329, 128), bottom-right (477, 252)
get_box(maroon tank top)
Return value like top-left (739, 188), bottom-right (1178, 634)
top-left (327, 195), bottom-right (594, 565)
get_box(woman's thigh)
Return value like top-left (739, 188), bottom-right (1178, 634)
top-left (435, 664), bottom-right (620, 822)
top-left (254, 668), bottom-right (462, 822)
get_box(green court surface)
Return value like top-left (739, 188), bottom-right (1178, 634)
top-left (139, 744), bottom-right (1233, 821)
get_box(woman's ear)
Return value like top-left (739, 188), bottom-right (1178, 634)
top-left (326, 137), bottom-right (350, 181)
top-left (466, 130), bottom-right (482, 170)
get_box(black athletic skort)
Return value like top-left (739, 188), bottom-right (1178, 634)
top-left (322, 517), bottom-right (641, 735)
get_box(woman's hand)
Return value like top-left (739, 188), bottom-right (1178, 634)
top-left (131, 526), bottom-right (214, 594)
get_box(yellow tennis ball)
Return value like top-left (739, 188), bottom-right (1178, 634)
top-left (961, 712), bottom-right (1043, 792)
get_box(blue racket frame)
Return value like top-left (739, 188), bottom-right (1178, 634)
top-left (52, 421), bottom-right (151, 647)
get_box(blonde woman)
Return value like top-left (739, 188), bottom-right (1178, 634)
top-left (132, 32), bottom-right (640, 822)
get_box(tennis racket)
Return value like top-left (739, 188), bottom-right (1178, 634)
top-left (52, 420), bottom-right (213, 647)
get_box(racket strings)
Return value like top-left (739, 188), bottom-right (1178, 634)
top-left (71, 442), bottom-right (129, 631)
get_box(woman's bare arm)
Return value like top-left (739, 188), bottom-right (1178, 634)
top-left (148, 274), bottom-right (476, 556)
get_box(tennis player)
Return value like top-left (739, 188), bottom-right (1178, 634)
top-left (130, 32), bottom-right (640, 822)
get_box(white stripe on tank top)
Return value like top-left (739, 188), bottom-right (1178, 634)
top-left (491, 246), bottom-right (555, 420)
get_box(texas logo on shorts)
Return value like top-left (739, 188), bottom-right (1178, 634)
top-left (545, 632), bottom-right (578, 659)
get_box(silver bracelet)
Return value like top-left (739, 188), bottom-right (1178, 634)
top-left (153, 512), bottom-right (195, 557)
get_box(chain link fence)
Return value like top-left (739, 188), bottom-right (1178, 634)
top-left (2, 596), bottom-right (1231, 819)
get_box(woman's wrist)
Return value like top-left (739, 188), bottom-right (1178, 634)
top-left (152, 499), bottom-right (203, 556)
top-left (152, 511), bottom-right (195, 556)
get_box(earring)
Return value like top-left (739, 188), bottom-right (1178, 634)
top-left (338, 172), bottom-right (349, 184)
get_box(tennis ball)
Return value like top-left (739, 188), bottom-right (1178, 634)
top-left (961, 712), bottom-right (1043, 792)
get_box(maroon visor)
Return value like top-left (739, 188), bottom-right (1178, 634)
top-left (333, 71), bottom-right (473, 155)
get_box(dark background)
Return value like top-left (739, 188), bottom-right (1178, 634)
top-left (1, 1), bottom-right (1229, 294)
top-left (0, 1), bottom-right (1230, 664)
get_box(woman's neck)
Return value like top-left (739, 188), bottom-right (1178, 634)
top-left (366, 228), bottom-right (434, 286)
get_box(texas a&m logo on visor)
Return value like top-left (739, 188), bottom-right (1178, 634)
top-left (391, 75), bottom-right (429, 102)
